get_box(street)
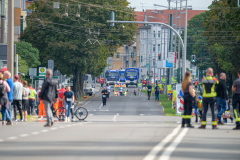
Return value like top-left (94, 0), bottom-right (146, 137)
top-left (0, 87), bottom-right (239, 160)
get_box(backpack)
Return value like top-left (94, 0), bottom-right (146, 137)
top-left (0, 81), bottom-right (6, 97)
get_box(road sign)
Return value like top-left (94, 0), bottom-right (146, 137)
top-left (168, 52), bottom-right (176, 63)
top-left (39, 67), bottom-right (46, 76)
top-left (149, 71), bottom-right (153, 77)
top-left (48, 60), bottom-right (54, 72)
top-left (29, 68), bottom-right (37, 76)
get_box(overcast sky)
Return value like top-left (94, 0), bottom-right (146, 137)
top-left (128, 0), bottom-right (214, 11)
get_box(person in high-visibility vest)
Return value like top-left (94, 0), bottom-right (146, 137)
top-left (28, 84), bottom-right (37, 115)
top-left (232, 69), bottom-right (240, 130)
top-left (199, 68), bottom-right (219, 129)
top-left (181, 71), bottom-right (195, 128)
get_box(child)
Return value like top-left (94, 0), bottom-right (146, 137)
top-left (133, 90), bottom-right (136, 96)
top-left (197, 96), bottom-right (203, 121)
top-left (223, 98), bottom-right (233, 123)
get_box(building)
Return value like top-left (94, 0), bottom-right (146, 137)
top-left (0, 0), bottom-right (33, 43)
top-left (109, 8), bottom-right (206, 80)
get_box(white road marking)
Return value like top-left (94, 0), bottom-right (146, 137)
top-left (113, 113), bottom-right (119, 122)
top-left (143, 125), bottom-right (181, 160)
top-left (66, 125), bottom-right (71, 127)
top-left (7, 136), bottom-right (17, 140)
top-left (41, 130), bottom-right (49, 133)
top-left (0, 139), bottom-right (4, 142)
top-left (100, 110), bottom-right (109, 111)
top-left (19, 134), bottom-right (29, 138)
top-left (99, 104), bottom-right (103, 109)
top-left (50, 127), bottom-right (57, 130)
top-left (159, 128), bottom-right (189, 160)
top-left (31, 132), bottom-right (40, 135)
top-left (59, 126), bottom-right (65, 128)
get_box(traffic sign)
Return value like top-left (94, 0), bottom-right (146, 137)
top-left (29, 68), bottom-right (37, 76)
top-left (39, 67), bottom-right (46, 76)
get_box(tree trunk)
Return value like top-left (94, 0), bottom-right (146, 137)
top-left (73, 67), bottom-right (84, 99)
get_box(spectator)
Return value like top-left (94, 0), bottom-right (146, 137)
top-left (155, 84), bottom-right (160, 102)
top-left (0, 73), bottom-right (11, 126)
top-left (216, 73), bottom-right (228, 125)
top-left (100, 79), bottom-right (103, 87)
top-left (62, 86), bottom-right (75, 122)
top-left (106, 83), bottom-right (111, 100)
top-left (3, 71), bottom-right (14, 123)
top-left (39, 69), bottom-right (58, 127)
top-left (13, 75), bottom-right (23, 121)
top-left (58, 85), bottom-right (66, 108)
top-left (36, 86), bottom-right (42, 115)
top-left (28, 84), bottom-right (37, 115)
top-left (232, 69), bottom-right (240, 130)
top-left (22, 81), bottom-right (30, 122)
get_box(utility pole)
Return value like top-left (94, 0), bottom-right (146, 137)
top-left (7, 0), bottom-right (14, 76)
top-left (178, 0), bottom-right (182, 83)
top-left (154, 25), bottom-right (157, 88)
top-left (183, 0), bottom-right (188, 78)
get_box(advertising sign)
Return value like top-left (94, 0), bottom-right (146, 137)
top-left (176, 84), bottom-right (183, 115)
top-left (39, 67), bottom-right (46, 76)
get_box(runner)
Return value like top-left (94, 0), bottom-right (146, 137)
top-left (22, 81), bottom-right (30, 122)
top-left (106, 83), bottom-right (111, 100)
top-left (147, 84), bottom-right (152, 100)
top-left (101, 87), bottom-right (108, 106)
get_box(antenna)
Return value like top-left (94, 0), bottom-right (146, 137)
top-left (140, 3), bottom-right (147, 11)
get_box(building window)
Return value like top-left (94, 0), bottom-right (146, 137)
top-left (116, 52), bottom-right (120, 58)
top-left (153, 44), bottom-right (155, 52)
top-left (153, 31), bottom-right (155, 38)
top-left (158, 31), bottom-right (160, 38)
top-left (158, 44), bottom-right (160, 52)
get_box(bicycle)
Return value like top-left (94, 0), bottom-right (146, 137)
top-left (55, 105), bottom-right (88, 121)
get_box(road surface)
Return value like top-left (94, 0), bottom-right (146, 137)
top-left (0, 86), bottom-right (239, 160)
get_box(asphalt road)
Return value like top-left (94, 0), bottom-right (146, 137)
top-left (0, 86), bottom-right (239, 160)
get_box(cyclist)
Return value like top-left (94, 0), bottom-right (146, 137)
top-left (101, 87), bottom-right (108, 106)
top-left (147, 84), bottom-right (152, 100)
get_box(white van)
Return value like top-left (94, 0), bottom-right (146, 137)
top-left (83, 74), bottom-right (95, 96)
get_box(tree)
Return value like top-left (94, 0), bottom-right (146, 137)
top-left (15, 41), bottom-right (41, 68)
top-left (21, 0), bottom-right (137, 98)
top-left (18, 55), bottom-right (29, 75)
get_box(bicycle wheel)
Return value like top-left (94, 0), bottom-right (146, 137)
top-left (55, 107), bottom-right (66, 121)
top-left (75, 107), bottom-right (88, 120)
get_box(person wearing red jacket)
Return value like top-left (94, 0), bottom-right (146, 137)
top-left (58, 85), bottom-right (66, 108)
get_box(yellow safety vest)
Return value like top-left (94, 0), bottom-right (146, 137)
top-left (28, 88), bottom-right (35, 100)
top-left (201, 76), bottom-right (219, 98)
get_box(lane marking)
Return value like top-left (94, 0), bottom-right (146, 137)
top-left (99, 104), bottom-right (103, 109)
top-left (59, 126), bottom-right (65, 128)
top-left (41, 130), bottom-right (49, 133)
top-left (66, 125), bottom-right (71, 127)
top-left (7, 136), bottom-right (17, 140)
top-left (100, 110), bottom-right (109, 111)
top-left (19, 134), bottom-right (29, 138)
top-left (31, 132), bottom-right (40, 135)
top-left (50, 127), bottom-right (57, 130)
top-left (143, 125), bottom-right (181, 160)
top-left (159, 128), bottom-right (189, 160)
top-left (112, 113), bottom-right (119, 122)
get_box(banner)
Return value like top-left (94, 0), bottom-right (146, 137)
top-left (162, 78), bottom-right (166, 83)
top-left (176, 84), bottom-right (183, 115)
top-left (158, 84), bottom-right (162, 89)
top-left (167, 85), bottom-right (171, 91)
top-left (172, 90), bottom-right (176, 109)
top-left (171, 77), bottom-right (177, 84)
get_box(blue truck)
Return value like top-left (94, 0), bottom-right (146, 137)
top-left (105, 70), bottom-right (119, 85)
top-left (125, 68), bottom-right (139, 87)
top-left (119, 70), bottom-right (126, 82)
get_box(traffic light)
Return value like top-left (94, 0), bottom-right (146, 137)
top-left (109, 11), bottom-right (116, 27)
top-left (131, 52), bottom-right (134, 58)
top-left (191, 55), bottom-right (196, 62)
top-left (158, 54), bottom-right (161, 60)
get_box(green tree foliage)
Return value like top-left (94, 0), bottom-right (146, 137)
top-left (15, 41), bottom-right (41, 68)
top-left (21, 0), bottom-right (137, 97)
top-left (18, 56), bottom-right (29, 75)
top-left (203, 0), bottom-right (240, 76)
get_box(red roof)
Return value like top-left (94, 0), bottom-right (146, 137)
top-left (135, 9), bottom-right (206, 28)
